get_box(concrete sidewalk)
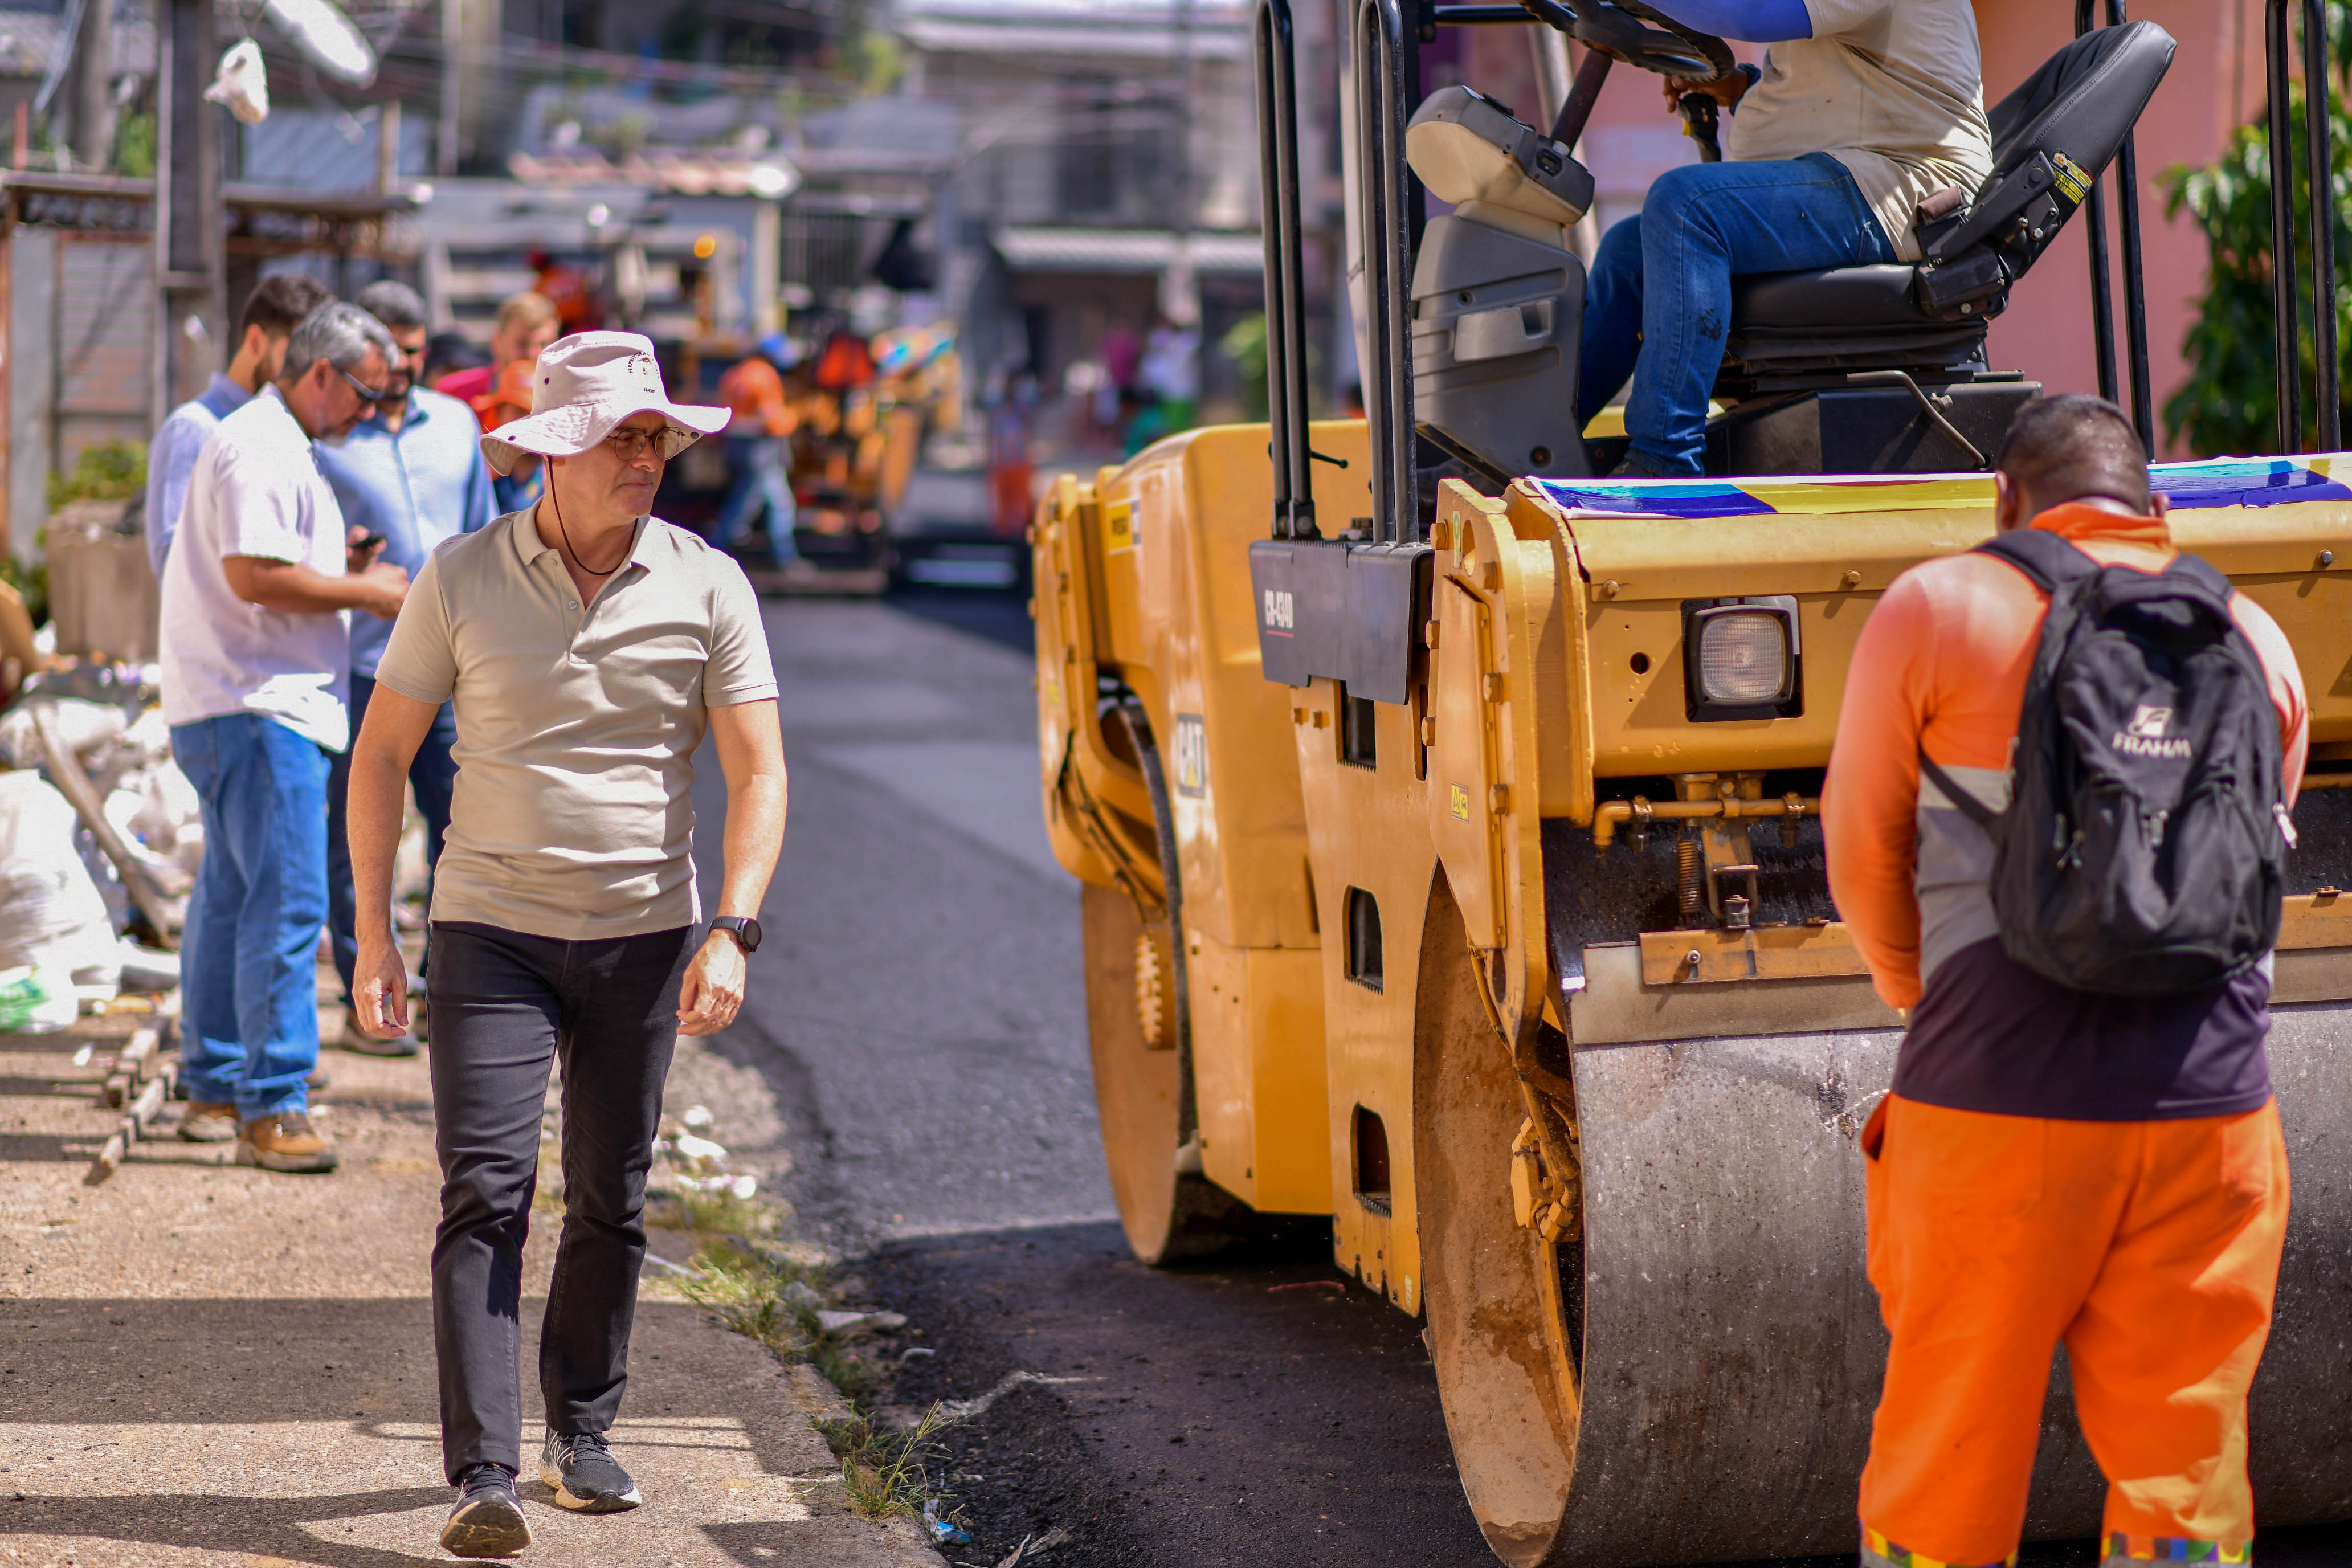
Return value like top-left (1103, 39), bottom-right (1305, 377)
top-left (0, 989), bottom-right (940, 1568)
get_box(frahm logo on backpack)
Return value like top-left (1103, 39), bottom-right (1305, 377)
top-left (2114, 705), bottom-right (2194, 760)
top-left (1921, 529), bottom-right (2290, 996)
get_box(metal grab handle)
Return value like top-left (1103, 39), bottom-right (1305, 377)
top-left (1254, 0), bottom-right (1319, 539)
top-left (2264, 0), bottom-right (2340, 453)
top-left (1355, 0), bottom-right (1420, 544)
top-left (2075, 0), bottom-right (2155, 451)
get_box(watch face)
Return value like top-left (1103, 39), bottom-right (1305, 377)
top-left (720, 917), bottom-right (762, 952)
top-left (740, 917), bottom-right (763, 952)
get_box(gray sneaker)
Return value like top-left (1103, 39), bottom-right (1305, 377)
top-left (441, 1463), bottom-right (530, 1558)
top-left (540, 1429), bottom-right (641, 1512)
top-left (178, 1101), bottom-right (238, 1143)
top-left (340, 1012), bottom-right (420, 1057)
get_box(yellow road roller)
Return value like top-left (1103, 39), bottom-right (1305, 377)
top-left (1031, 2), bottom-right (2352, 1561)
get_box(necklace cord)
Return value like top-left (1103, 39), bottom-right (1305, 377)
top-left (550, 474), bottom-right (631, 578)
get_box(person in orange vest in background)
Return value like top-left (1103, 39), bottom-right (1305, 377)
top-left (1825, 395), bottom-right (2308, 1568)
top-left (526, 248), bottom-right (599, 334)
top-left (471, 360), bottom-right (544, 516)
top-left (713, 333), bottom-right (805, 576)
top-left (438, 291), bottom-right (561, 408)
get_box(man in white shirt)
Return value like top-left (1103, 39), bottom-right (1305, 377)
top-left (161, 301), bottom-right (410, 1173)
top-left (142, 273), bottom-right (332, 579)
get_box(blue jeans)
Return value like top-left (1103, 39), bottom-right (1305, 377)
top-left (713, 435), bottom-right (799, 564)
top-left (170, 714), bottom-right (331, 1118)
top-left (327, 673), bottom-right (459, 1002)
top-left (1578, 153), bottom-right (1897, 476)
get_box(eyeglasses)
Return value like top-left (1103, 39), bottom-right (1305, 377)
top-left (603, 427), bottom-right (669, 462)
top-left (337, 365), bottom-right (390, 403)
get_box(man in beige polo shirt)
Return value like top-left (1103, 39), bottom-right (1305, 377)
top-left (342, 332), bottom-right (786, 1559)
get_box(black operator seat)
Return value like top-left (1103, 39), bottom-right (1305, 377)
top-left (1718, 19), bottom-right (2177, 382)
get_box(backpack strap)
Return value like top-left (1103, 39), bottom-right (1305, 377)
top-left (1918, 751), bottom-right (1998, 828)
top-left (1973, 527), bottom-right (2101, 591)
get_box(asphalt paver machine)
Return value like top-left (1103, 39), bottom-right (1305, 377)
top-left (1030, 2), bottom-right (2352, 1561)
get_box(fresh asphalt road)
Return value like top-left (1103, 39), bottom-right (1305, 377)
top-left (698, 590), bottom-right (2352, 1568)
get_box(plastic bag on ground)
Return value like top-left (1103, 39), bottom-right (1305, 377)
top-left (0, 966), bottom-right (81, 1033)
top-left (0, 771), bottom-right (121, 981)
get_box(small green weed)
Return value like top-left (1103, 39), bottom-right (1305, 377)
top-left (677, 1238), bottom-right (828, 1358)
top-left (814, 1404), bottom-right (960, 1523)
top-left (654, 1183), bottom-right (773, 1238)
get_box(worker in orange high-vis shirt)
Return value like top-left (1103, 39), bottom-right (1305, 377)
top-left (1824, 394), bottom-right (2308, 1568)
top-left (713, 333), bottom-right (804, 574)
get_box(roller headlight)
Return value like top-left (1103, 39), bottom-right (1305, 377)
top-left (1683, 597), bottom-right (1801, 720)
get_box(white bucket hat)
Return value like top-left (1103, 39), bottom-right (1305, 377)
top-left (478, 330), bottom-right (729, 477)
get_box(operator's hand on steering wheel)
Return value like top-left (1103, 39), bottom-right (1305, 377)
top-left (1662, 70), bottom-right (1747, 111)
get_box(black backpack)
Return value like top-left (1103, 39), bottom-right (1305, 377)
top-left (1917, 529), bottom-right (2289, 995)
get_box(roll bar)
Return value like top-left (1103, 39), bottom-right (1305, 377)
top-left (2266, 0), bottom-right (2339, 452)
top-left (1254, 0), bottom-right (1318, 539)
top-left (2075, 0), bottom-right (2154, 448)
top-left (1354, 0), bottom-right (1421, 544)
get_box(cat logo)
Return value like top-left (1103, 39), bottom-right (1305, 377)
top-left (1103, 500), bottom-right (1137, 553)
top-left (1261, 589), bottom-right (1295, 634)
top-left (1449, 783), bottom-right (1471, 822)
top-left (1173, 714), bottom-right (1208, 798)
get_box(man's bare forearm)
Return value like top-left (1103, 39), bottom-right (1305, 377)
top-left (347, 744), bottom-right (411, 948)
top-left (714, 772), bottom-right (787, 920)
top-left (225, 557), bottom-right (400, 616)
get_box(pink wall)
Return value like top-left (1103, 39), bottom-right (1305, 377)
top-left (1459, 4), bottom-right (2268, 457)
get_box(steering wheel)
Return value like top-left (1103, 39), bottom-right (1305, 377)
top-left (1517, 0), bottom-right (1736, 82)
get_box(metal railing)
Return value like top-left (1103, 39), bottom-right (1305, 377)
top-left (2267, 0), bottom-right (2341, 453)
top-left (1254, 0), bottom-right (1319, 539)
top-left (1354, 0), bottom-right (1419, 544)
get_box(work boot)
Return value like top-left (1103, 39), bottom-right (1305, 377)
top-left (1607, 448), bottom-right (1680, 480)
top-left (236, 1110), bottom-right (340, 1173)
top-left (339, 1011), bottom-right (420, 1058)
top-left (177, 1101), bottom-right (238, 1143)
top-left (541, 1429), bottom-right (642, 1512)
top-left (440, 1463), bottom-right (530, 1558)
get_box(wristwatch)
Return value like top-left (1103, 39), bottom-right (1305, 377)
top-left (710, 916), bottom-right (763, 954)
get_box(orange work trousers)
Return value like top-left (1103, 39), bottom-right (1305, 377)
top-left (1857, 1093), bottom-right (2289, 1568)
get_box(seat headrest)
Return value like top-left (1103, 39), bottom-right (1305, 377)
top-left (1986, 20), bottom-right (2175, 190)
top-left (1406, 86), bottom-right (1594, 238)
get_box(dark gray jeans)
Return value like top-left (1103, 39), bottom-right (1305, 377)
top-left (426, 920), bottom-right (693, 1483)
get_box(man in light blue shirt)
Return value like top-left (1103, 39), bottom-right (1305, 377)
top-left (144, 273), bottom-right (334, 578)
top-left (318, 280), bottom-right (496, 1056)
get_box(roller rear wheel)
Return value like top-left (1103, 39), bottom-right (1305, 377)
top-left (1081, 883), bottom-right (1252, 1264)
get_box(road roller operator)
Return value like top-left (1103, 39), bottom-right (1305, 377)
top-left (1578, 0), bottom-right (1994, 477)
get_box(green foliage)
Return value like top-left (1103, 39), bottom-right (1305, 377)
top-left (0, 553), bottom-right (46, 630)
top-left (676, 1237), bottom-right (828, 1358)
top-left (2163, 5), bottom-right (2352, 455)
top-left (1221, 312), bottom-right (1269, 423)
top-left (47, 441), bottom-right (146, 513)
top-left (113, 111), bottom-right (155, 178)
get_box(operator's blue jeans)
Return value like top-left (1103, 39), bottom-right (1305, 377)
top-left (327, 673), bottom-right (458, 1002)
top-left (170, 713), bottom-right (329, 1118)
top-left (1578, 153), bottom-right (1897, 475)
top-left (714, 435), bottom-right (799, 564)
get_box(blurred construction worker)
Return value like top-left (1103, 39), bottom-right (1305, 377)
top-left (436, 290), bottom-right (561, 410)
top-left (344, 332), bottom-right (786, 1557)
top-left (144, 273), bottom-right (333, 578)
top-left (161, 303), bottom-right (408, 1173)
top-left (472, 360), bottom-right (544, 514)
top-left (526, 248), bottom-right (599, 333)
top-left (712, 333), bottom-right (804, 573)
top-left (316, 280), bottom-right (496, 1059)
top-left (1826, 394), bottom-right (2308, 1568)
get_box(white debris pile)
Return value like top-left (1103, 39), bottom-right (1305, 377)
top-left (0, 770), bottom-right (121, 998)
top-left (654, 1104), bottom-right (760, 1199)
top-left (85, 706), bottom-right (203, 893)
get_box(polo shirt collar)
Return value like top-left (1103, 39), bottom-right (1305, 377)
top-left (258, 383), bottom-right (312, 449)
top-left (509, 507), bottom-right (662, 576)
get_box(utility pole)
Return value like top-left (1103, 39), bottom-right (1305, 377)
top-left (70, 0), bottom-right (114, 169)
top-left (438, 0), bottom-right (459, 175)
top-left (152, 0), bottom-right (224, 428)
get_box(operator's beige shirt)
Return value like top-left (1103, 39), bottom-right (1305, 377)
top-left (1725, 0), bottom-right (1994, 261)
top-left (373, 509), bottom-right (779, 941)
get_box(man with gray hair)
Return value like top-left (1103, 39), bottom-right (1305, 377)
top-left (161, 300), bottom-right (410, 1173)
top-left (318, 280), bottom-right (495, 1057)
